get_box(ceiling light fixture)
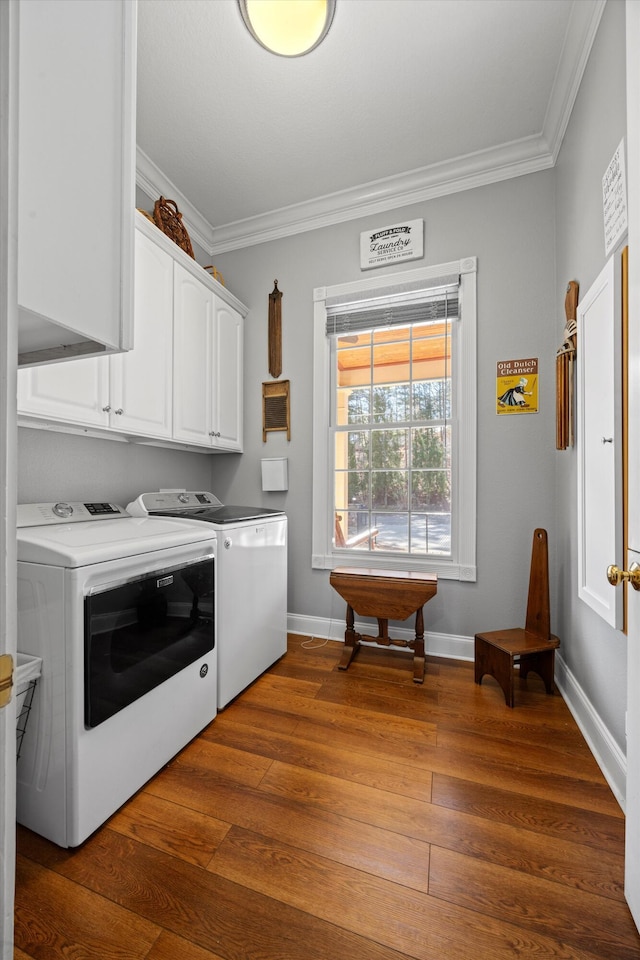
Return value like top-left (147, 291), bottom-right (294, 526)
top-left (238, 0), bottom-right (335, 57)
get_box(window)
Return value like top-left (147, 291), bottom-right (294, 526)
top-left (312, 258), bottom-right (477, 581)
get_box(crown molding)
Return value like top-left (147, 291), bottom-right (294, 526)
top-left (206, 137), bottom-right (555, 254)
top-left (136, 0), bottom-right (604, 256)
top-left (139, 136), bottom-right (554, 256)
top-left (543, 0), bottom-right (607, 163)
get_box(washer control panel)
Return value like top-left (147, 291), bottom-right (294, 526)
top-left (17, 502), bottom-right (128, 527)
top-left (128, 491), bottom-right (224, 514)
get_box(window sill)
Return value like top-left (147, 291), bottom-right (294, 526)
top-left (312, 552), bottom-right (476, 581)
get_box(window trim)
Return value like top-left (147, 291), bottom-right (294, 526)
top-left (312, 257), bottom-right (477, 581)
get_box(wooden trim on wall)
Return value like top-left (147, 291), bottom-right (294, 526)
top-left (622, 244), bottom-right (629, 633)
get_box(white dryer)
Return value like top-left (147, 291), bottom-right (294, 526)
top-left (17, 500), bottom-right (217, 847)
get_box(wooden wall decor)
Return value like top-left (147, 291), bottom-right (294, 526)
top-left (262, 379), bottom-right (290, 442)
top-left (556, 280), bottom-right (579, 449)
top-left (622, 246), bottom-right (629, 633)
top-left (153, 196), bottom-right (195, 259)
top-left (268, 280), bottom-right (283, 379)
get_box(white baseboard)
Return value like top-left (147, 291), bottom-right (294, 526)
top-left (286, 612), bottom-right (474, 661)
top-left (286, 614), bottom-right (626, 810)
top-left (554, 653), bottom-right (626, 811)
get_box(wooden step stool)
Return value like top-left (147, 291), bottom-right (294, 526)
top-left (474, 529), bottom-right (560, 707)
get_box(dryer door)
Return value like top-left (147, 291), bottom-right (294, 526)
top-left (85, 555), bottom-right (214, 727)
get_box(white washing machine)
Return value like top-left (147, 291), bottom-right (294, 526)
top-left (17, 500), bottom-right (218, 847)
top-left (127, 491), bottom-right (287, 707)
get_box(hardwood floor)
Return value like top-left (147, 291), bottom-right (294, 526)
top-left (14, 635), bottom-right (640, 960)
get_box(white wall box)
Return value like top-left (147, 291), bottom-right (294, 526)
top-left (261, 458), bottom-right (289, 492)
top-left (18, 214), bottom-right (246, 454)
top-left (17, 0), bottom-right (136, 366)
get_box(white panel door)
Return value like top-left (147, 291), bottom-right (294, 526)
top-left (110, 228), bottom-right (173, 438)
top-left (17, 355), bottom-right (109, 427)
top-left (624, 0), bottom-right (640, 932)
top-left (0, 3), bottom-right (17, 955)
top-left (173, 261), bottom-right (214, 447)
top-left (212, 300), bottom-right (243, 451)
top-left (576, 256), bottom-right (623, 627)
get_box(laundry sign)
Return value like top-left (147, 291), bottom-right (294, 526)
top-left (360, 219), bottom-right (424, 270)
top-left (496, 358), bottom-right (539, 415)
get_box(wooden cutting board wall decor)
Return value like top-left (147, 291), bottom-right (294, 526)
top-left (268, 280), bottom-right (283, 379)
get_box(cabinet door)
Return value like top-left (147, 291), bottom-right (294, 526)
top-left (17, 356), bottom-right (109, 427)
top-left (110, 230), bottom-right (173, 438)
top-left (17, 0), bottom-right (135, 362)
top-left (173, 262), bottom-right (214, 446)
top-left (212, 300), bottom-right (243, 451)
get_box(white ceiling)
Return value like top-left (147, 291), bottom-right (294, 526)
top-left (136, 0), bottom-right (605, 254)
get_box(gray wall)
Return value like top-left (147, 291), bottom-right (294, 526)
top-left (554, 0), bottom-right (628, 752)
top-left (208, 170), bottom-right (558, 636)
top-left (17, 429), bottom-right (214, 507)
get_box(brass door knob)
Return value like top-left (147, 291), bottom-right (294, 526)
top-left (607, 562), bottom-right (640, 590)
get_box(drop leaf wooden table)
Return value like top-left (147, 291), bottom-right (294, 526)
top-left (329, 567), bottom-right (438, 683)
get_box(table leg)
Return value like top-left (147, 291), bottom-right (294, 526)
top-left (338, 602), bottom-right (360, 670)
top-left (413, 606), bottom-right (425, 684)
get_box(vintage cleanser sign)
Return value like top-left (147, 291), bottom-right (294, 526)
top-left (360, 219), bottom-right (424, 270)
top-left (603, 138), bottom-right (628, 256)
top-left (496, 358), bottom-right (539, 415)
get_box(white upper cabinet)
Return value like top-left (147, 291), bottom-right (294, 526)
top-left (173, 264), bottom-right (244, 452)
top-left (18, 214), bottom-right (246, 454)
top-left (173, 261), bottom-right (215, 447)
top-left (17, 355), bottom-right (109, 428)
top-left (17, 0), bottom-right (136, 366)
top-left (17, 229), bottom-right (173, 438)
top-left (213, 301), bottom-right (243, 452)
top-left (109, 229), bottom-right (174, 439)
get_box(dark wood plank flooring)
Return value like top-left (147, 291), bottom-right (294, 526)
top-left (14, 635), bottom-right (640, 960)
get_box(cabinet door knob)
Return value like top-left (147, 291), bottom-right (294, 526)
top-left (102, 405), bottom-right (111, 412)
top-left (114, 408), bottom-right (123, 415)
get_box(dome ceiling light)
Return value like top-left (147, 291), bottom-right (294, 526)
top-left (238, 0), bottom-right (336, 57)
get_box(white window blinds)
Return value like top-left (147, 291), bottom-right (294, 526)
top-left (325, 275), bottom-right (459, 337)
